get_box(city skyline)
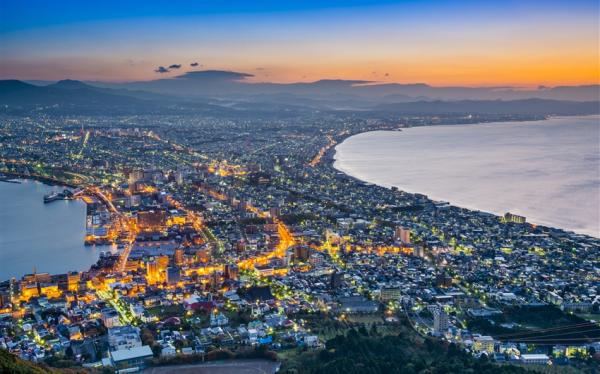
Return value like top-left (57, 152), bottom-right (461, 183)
top-left (1, 0), bottom-right (599, 86)
top-left (1, 2), bottom-right (599, 373)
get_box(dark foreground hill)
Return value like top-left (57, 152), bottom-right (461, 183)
top-left (0, 349), bottom-right (88, 374)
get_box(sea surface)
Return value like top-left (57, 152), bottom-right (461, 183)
top-left (334, 115), bottom-right (600, 237)
top-left (0, 179), bottom-right (106, 280)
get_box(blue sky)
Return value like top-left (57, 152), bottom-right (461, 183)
top-left (1, 0), bottom-right (598, 85)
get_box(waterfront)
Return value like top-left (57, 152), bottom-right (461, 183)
top-left (0, 179), bottom-right (104, 280)
top-left (334, 116), bottom-right (600, 237)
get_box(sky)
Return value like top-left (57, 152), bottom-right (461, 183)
top-left (0, 0), bottom-right (599, 86)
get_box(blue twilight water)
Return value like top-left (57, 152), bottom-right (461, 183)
top-left (0, 179), bottom-right (105, 280)
top-left (334, 115), bottom-right (600, 237)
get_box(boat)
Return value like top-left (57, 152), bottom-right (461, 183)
top-left (43, 189), bottom-right (74, 203)
top-left (43, 192), bottom-right (62, 203)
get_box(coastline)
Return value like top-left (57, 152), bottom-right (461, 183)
top-left (0, 178), bottom-right (103, 282)
top-left (0, 171), bottom-right (78, 188)
top-left (326, 116), bottom-right (599, 239)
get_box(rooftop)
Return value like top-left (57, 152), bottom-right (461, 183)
top-left (110, 345), bottom-right (153, 362)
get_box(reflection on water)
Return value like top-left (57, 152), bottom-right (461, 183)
top-left (334, 116), bottom-right (600, 237)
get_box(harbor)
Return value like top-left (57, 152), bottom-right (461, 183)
top-left (0, 179), bottom-right (106, 280)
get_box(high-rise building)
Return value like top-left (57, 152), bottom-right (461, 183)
top-left (166, 267), bottom-right (181, 285)
top-left (67, 271), bottom-right (80, 292)
top-left (128, 170), bottom-right (144, 184)
top-left (174, 171), bottom-right (184, 185)
top-left (293, 246), bottom-right (310, 262)
top-left (174, 248), bottom-right (184, 266)
top-left (413, 246), bottom-right (425, 258)
top-left (433, 307), bottom-right (449, 334)
top-left (146, 260), bottom-right (159, 285)
top-left (224, 264), bottom-right (239, 280)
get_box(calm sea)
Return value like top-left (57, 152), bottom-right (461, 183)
top-left (334, 115), bottom-right (600, 237)
top-left (0, 179), bottom-right (106, 280)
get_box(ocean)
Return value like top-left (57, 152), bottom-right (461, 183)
top-left (334, 115), bottom-right (600, 237)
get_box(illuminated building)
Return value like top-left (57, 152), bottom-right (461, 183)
top-left (156, 255), bottom-right (169, 271)
top-left (196, 248), bottom-right (211, 263)
top-left (269, 207), bottom-right (281, 219)
top-left (146, 260), bottom-right (159, 285)
top-left (108, 326), bottom-right (142, 351)
top-left (394, 226), bottom-right (411, 244)
top-left (102, 308), bottom-right (122, 328)
top-left (520, 354), bottom-right (550, 365)
top-left (128, 170), bottom-right (144, 184)
top-left (413, 246), bottom-right (425, 258)
top-left (380, 287), bottom-right (401, 301)
top-left (20, 283), bottom-right (39, 300)
top-left (309, 252), bottom-right (325, 267)
top-left (174, 248), bottom-right (184, 266)
top-left (137, 210), bottom-right (167, 231)
top-left (473, 336), bottom-right (496, 354)
top-left (293, 246), bottom-right (310, 262)
top-left (23, 272), bottom-right (51, 284)
top-left (67, 271), bottom-right (80, 292)
top-left (504, 212), bottom-right (526, 224)
top-left (174, 171), bottom-right (184, 185)
top-left (126, 194), bottom-right (141, 208)
top-left (224, 264), bottom-right (239, 280)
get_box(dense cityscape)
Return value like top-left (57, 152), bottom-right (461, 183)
top-left (0, 111), bottom-right (599, 373)
top-left (2, 1), bottom-right (600, 373)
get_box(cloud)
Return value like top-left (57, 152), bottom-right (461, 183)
top-left (190, 62), bottom-right (200, 67)
top-left (169, 64), bottom-right (182, 69)
top-left (176, 70), bottom-right (254, 81)
top-left (154, 66), bottom-right (169, 73)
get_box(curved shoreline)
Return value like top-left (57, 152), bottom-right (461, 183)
top-left (0, 178), bottom-right (103, 281)
top-left (328, 117), bottom-right (599, 238)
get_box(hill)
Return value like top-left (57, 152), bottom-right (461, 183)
top-left (280, 326), bottom-right (535, 374)
top-left (0, 80), bottom-right (232, 116)
top-left (0, 349), bottom-right (88, 374)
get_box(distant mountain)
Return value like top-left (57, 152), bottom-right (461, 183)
top-left (0, 79), bottom-right (234, 115)
top-left (0, 80), bottom-right (144, 111)
top-left (49, 79), bottom-right (91, 90)
top-left (87, 70), bottom-right (600, 102)
top-left (1, 76), bottom-right (598, 116)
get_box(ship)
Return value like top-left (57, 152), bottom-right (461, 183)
top-left (43, 189), bottom-right (74, 203)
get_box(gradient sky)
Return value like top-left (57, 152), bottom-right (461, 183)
top-left (1, 0), bottom-right (598, 86)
